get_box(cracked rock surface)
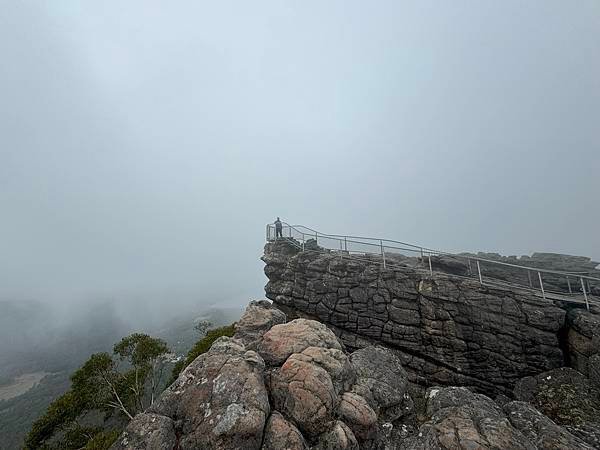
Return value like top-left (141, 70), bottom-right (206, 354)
top-left (263, 240), bottom-right (568, 395)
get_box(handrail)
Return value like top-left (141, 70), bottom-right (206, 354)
top-left (276, 223), bottom-right (600, 282)
top-left (266, 222), bottom-right (599, 310)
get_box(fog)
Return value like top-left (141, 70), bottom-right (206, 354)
top-left (1, 1), bottom-right (599, 314)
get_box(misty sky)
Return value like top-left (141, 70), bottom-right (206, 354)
top-left (1, 1), bottom-right (599, 308)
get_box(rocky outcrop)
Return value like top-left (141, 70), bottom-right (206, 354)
top-left (112, 300), bottom-right (600, 450)
top-left (146, 337), bottom-right (270, 449)
top-left (513, 367), bottom-right (600, 448)
top-left (504, 401), bottom-right (594, 449)
top-left (259, 318), bottom-right (343, 366)
top-left (263, 240), bottom-right (567, 395)
top-left (401, 386), bottom-right (594, 450)
top-left (111, 301), bottom-right (415, 449)
top-left (349, 346), bottom-right (411, 422)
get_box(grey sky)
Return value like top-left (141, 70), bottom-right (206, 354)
top-left (1, 1), bottom-right (599, 308)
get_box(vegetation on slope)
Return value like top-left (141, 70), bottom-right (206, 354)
top-left (24, 333), bottom-right (170, 450)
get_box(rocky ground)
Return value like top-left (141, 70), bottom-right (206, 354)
top-left (111, 300), bottom-right (600, 449)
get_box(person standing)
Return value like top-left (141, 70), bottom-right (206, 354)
top-left (275, 217), bottom-right (283, 238)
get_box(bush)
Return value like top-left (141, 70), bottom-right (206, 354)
top-left (168, 324), bottom-right (235, 384)
top-left (84, 429), bottom-right (120, 449)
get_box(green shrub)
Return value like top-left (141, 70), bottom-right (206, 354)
top-left (84, 429), bottom-right (120, 449)
top-left (168, 324), bottom-right (235, 384)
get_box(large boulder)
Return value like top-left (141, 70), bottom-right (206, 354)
top-left (259, 318), bottom-right (343, 366)
top-left (349, 346), bottom-right (411, 421)
top-left (234, 300), bottom-right (286, 350)
top-left (147, 337), bottom-right (270, 449)
top-left (401, 387), bottom-right (535, 450)
top-left (295, 346), bottom-right (355, 395)
top-left (514, 367), bottom-right (600, 427)
top-left (110, 413), bottom-right (176, 450)
top-left (269, 352), bottom-right (338, 438)
top-left (337, 392), bottom-right (377, 441)
top-left (261, 411), bottom-right (308, 450)
top-left (504, 401), bottom-right (594, 449)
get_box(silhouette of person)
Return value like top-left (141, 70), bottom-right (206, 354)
top-left (275, 217), bottom-right (283, 238)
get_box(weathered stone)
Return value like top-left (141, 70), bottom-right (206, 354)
top-left (337, 392), bottom-right (377, 441)
top-left (147, 337), bottom-right (269, 450)
top-left (264, 241), bottom-right (568, 394)
top-left (349, 346), bottom-right (411, 420)
top-left (401, 387), bottom-right (535, 450)
top-left (295, 346), bottom-right (355, 394)
top-left (589, 353), bottom-right (600, 386)
top-left (110, 413), bottom-right (176, 450)
top-left (566, 309), bottom-right (600, 376)
top-left (565, 422), bottom-right (600, 450)
top-left (425, 386), bottom-right (503, 418)
top-left (514, 367), bottom-right (600, 424)
top-left (269, 352), bottom-right (337, 438)
top-left (235, 300), bottom-right (286, 350)
top-left (258, 318), bottom-right (342, 366)
top-left (512, 367), bottom-right (600, 448)
top-left (504, 401), bottom-right (594, 449)
top-left (261, 411), bottom-right (308, 450)
top-left (313, 421), bottom-right (359, 450)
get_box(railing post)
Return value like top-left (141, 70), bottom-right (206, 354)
top-left (301, 234), bottom-right (305, 251)
top-left (476, 260), bottom-right (483, 284)
top-left (344, 237), bottom-right (347, 251)
top-left (315, 232), bottom-right (318, 245)
top-left (566, 276), bottom-right (572, 294)
top-left (467, 258), bottom-right (472, 276)
top-left (527, 270), bottom-right (533, 288)
top-left (581, 277), bottom-right (590, 311)
top-left (380, 240), bottom-right (386, 269)
top-left (586, 279), bottom-right (591, 295)
top-left (428, 254), bottom-right (433, 276)
top-left (538, 272), bottom-right (546, 300)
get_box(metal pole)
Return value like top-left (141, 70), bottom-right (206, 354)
top-left (566, 276), bottom-right (572, 294)
top-left (315, 232), bottom-right (318, 245)
top-left (467, 258), bottom-right (472, 276)
top-left (301, 234), bottom-right (305, 251)
top-left (538, 272), bottom-right (546, 300)
top-left (428, 254), bottom-right (433, 276)
top-left (527, 270), bottom-right (533, 288)
top-left (476, 260), bottom-right (483, 284)
top-left (344, 237), bottom-right (347, 251)
top-left (581, 277), bottom-right (590, 311)
top-left (380, 240), bottom-right (386, 269)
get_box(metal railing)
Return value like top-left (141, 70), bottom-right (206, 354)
top-left (266, 222), bottom-right (599, 310)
